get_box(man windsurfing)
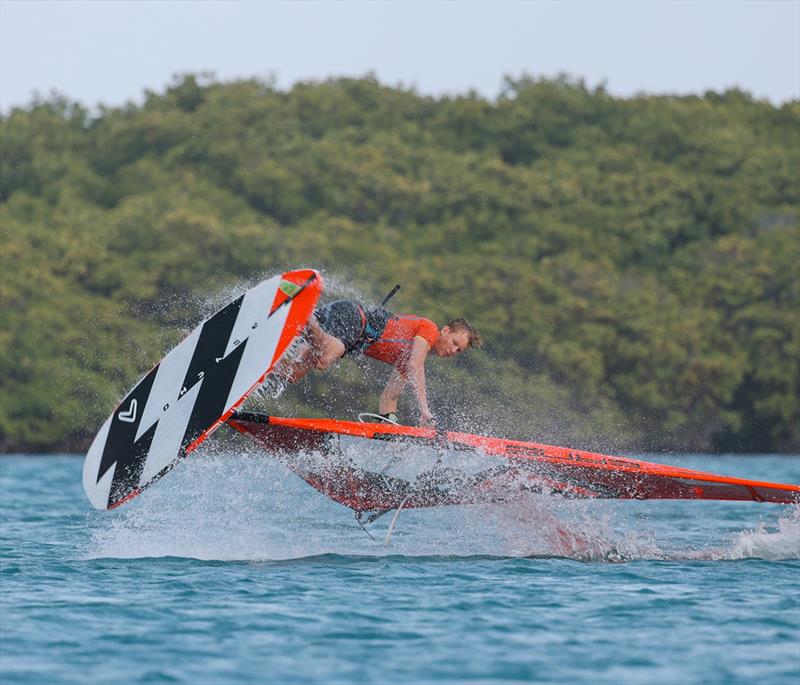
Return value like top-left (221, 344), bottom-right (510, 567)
top-left (285, 300), bottom-right (482, 427)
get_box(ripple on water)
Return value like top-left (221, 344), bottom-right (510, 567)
top-left (1, 455), bottom-right (798, 685)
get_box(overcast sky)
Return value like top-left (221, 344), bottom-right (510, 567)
top-left (1, 0), bottom-right (798, 111)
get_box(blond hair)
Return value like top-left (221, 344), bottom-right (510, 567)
top-left (446, 318), bottom-right (483, 349)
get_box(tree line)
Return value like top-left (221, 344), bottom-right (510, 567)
top-left (1, 74), bottom-right (798, 453)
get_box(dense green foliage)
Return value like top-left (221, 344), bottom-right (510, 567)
top-left (1, 74), bottom-right (798, 453)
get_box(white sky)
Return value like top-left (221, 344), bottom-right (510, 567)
top-left (1, 0), bottom-right (798, 111)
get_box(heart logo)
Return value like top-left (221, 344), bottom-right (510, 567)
top-left (118, 399), bottom-right (138, 423)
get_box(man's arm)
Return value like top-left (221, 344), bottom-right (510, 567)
top-left (378, 337), bottom-right (434, 426)
top-left (407, 336), bottom-right (434, 426)
top-left (379, 368), bottom-right (406, 416)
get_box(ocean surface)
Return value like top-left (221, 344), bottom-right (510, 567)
top-left (1, 447), bottom-right (798, 684)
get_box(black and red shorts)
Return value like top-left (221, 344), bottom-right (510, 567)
top-left (314, 300), bottom-right (391, 354)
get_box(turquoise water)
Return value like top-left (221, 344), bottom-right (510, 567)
top-left (2, 449), bottom-right (799, 684)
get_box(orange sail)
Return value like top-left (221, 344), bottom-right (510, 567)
top-left (228, 413), bottom-right (800, 513)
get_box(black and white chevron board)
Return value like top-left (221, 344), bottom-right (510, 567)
top-left (82, 269), bottom-right (323, 509)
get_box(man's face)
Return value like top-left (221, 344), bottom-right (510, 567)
top-left (434, 327), bottom-right (470, 358)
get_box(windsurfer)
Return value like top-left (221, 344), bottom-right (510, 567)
top-left (283, 301), bottom-right (482, 427)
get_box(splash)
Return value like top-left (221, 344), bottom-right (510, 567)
top-left (87, 442), bottom-right (636, 562)
top-left (461, 494), bottom-right (660, 562)
top-left (723, 508), bottom-right (800, 561)
top-left (86, 447), bottom-right (344, 561)
top-left (459, 494), bottom-right (800, 563)
top-left (84, 442), bottom-right (796, 564)
top-left (82, 270), bottom-right (800, 564)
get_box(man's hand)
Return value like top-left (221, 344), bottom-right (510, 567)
top-left (419, 407), bottom-right (436, 428)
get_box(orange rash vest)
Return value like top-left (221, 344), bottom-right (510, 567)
top-left (364, 315), bottom-right (440, 374)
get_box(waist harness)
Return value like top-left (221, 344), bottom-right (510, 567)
top-left (354, 304), bottom-right (393, 351)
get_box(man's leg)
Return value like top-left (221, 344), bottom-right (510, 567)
top-left (277, 341), bottom-right (315, 384)
top-left (305, 318), bottom-right (346, 370)
top-left (278, 319), bottom-right (346, 384)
